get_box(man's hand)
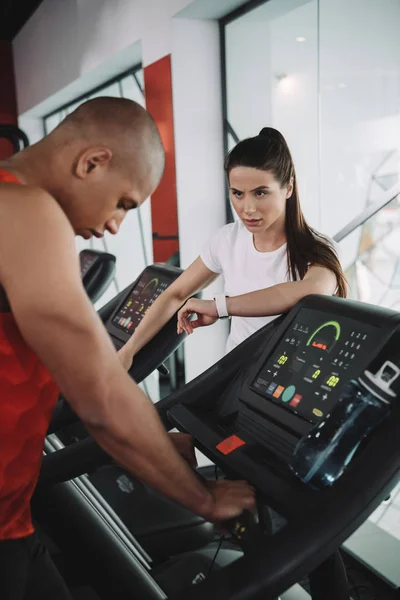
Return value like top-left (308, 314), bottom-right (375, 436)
top-left (204, 479), bottom-right (256, 521)
top-left (169, 432), bottom-right (198, 469)
top-left (166, 435), bottom-right (256, 521)
top-left (177, 298), bottom-right (218, 336)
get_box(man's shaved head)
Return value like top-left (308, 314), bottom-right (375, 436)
top-left (15, 96), bottom-right (167, 239)
top-left (5, 97), bottom-right (165, 239)
top-left (53, 97), bottom-right (165, 192)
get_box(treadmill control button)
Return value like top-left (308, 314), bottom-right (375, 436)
top-left (282, 385), bottom-right (296, 403)
top-left (273, 385), bottom-right (284, 399)
top-left (216, 435), bottom-right (246, 455)
top-left (290, 394), bottom-right (302, 407)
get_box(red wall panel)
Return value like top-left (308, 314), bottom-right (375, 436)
top-left (0, 41), bottom-right (18, 159)
top-left (144, 55), bottom-right (179, 264)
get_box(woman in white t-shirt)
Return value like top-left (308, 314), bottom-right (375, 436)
top-left (125, 127), bottom-right (346, 360)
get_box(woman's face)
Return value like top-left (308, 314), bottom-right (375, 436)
top-left (229, 167), bottom-right (292, 234)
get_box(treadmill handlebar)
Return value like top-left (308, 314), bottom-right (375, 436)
top-left (43, 316), bottom-right (284, 485)
top-left (41, 385), bottom-right (185, 487)
top-left (39, 437), bottom-right (112, 486)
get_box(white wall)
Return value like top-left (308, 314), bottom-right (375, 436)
top-left (13, 0), bottom-right (188, 115)
top-left (172, 19), bottom-right (229, 382)
top-left (18, 115), bottom-right (44, 145)
top-left (13, 0), bottom-right (246, 117)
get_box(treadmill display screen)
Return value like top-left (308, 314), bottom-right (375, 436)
top-left (251, 308), bottom-right (377, 424)
top-left (113, 271), bottom-right (171, 335)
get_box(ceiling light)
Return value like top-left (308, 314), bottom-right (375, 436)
top-left (296, 36), bottom-right (306, 42)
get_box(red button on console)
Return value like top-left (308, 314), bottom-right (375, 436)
top-left (216, 435), bottom-right (246, 455)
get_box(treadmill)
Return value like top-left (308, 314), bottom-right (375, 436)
top-left (34, 293), bottom-right (400, 599)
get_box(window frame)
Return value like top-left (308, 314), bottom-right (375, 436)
top-left (42, 63), bottom-right (143, 135)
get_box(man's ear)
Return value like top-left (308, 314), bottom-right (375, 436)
top-left (75, 147), bottom-right (113, 179)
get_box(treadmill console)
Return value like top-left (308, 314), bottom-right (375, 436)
top-left (249, 308), bottom-right (377, 425)
top-left (168, 295), bottom-right (400, 498)
top-left (164, 296), bottom-right (400, 597)
top-left (106, 264), bottom-right (181, 345)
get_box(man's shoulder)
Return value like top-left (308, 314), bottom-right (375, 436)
top-left (0, 183), bottom-right (69, 227)
top-left (0, 184), bottom-right (79, 297)
top-left (0, 182), bottom-right (55, 205)
top-left (0, 184), bottom-right (75, 280)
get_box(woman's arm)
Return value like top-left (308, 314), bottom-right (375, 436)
top-left (119, 257), bottom-right (218, 366)
top-left (177, 265), bottom-right (337, 334)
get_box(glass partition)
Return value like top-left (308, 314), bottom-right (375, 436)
top-left (222, 0), bottom-right (400, 266)
top-left (344, 194), bottom-right (400, 310)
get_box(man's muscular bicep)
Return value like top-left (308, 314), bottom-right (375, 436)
top-left (0, 187), bottom-right (119, 421)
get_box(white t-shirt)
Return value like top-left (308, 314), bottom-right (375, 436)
top-left (201, 221), bottom-right (291, 354)
top-left (201, 222), bottom-right (340, 353)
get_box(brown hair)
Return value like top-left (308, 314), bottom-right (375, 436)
top-left (224, 127), bottom-right (347, 297)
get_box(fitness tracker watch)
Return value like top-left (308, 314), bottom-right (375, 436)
top-left (214, 294), bottom-right (229, 319)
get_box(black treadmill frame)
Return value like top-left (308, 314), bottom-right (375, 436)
top-left (164, 295), bottom-right (400, 599)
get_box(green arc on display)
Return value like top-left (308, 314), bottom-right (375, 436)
top-left (306, 321), bottom-right (341, 346)
top-left (142, 278), bottom-right (159, 294)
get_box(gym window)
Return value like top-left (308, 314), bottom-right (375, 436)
top-left (43, 64), bottom-right (144, 135)
top-left (219, 0), bottom-right (400, 312)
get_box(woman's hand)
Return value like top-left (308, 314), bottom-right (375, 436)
top-left (117, 342), bottom-right (135, 371)
top-left (177, 298), bottom-right (218, 335)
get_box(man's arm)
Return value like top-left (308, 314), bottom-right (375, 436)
top-left (0, 188), bottom-right (253, 520)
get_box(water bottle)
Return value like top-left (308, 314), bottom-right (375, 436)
top-left (289, 360), bottom-right (400, 490)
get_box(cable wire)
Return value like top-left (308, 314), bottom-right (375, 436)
top-left (207, 535), bottom-right (225, 578)
top-left (207, 464), bottom-right (225, 577)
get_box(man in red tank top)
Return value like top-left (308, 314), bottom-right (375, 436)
top-left (0, 98), bottom-right (255, 599)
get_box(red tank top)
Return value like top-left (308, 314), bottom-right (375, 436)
top-left (0, 169), bottom-right (59, 539)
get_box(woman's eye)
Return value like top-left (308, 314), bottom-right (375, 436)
top-left (255, 190), bottom-right (267, 198)
top-left (233, 191), bottom-right (243, 198)
top-left (117, 201), bottom-right (126, 210)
